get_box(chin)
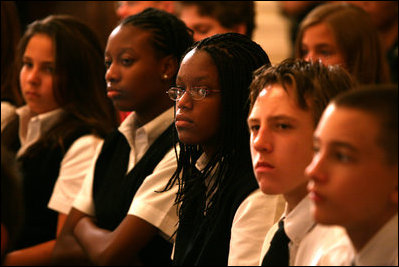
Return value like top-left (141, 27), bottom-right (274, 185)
top-left (258, 179), bottom-right (279, 195)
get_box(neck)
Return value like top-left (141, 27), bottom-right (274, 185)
top-left (135, 100), bottom-right (173, 128)
top-left (345, 210), bottom-right (396, 252)
top-left (284, 182), bottom-right (308, 213)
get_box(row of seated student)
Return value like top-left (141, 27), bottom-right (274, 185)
top-left (1, 4), bottom-right (397, 267)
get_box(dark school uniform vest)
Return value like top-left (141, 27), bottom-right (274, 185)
top-left (1, 116), bottom-right (91, 250)
top-left (173, 163), bottom-right (259, 266)
top-left (92, 123), bottom-right (175, 266)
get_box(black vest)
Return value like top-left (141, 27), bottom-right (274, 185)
top-left (1, 116), bottom-right (91, 249)
top-left (92, 124), bottom-right (175, 265)
top-left (173, 164), bottom-right (258, 265)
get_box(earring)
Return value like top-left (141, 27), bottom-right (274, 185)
top-left (162, 74), bottom-right (168, 80)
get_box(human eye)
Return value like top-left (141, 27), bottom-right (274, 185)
top-left (104, 57), bottom-right (112, 69)
top-left (121, 57), bottom-right (134, 66)
top-left (22, 59), bottom-right (33, 69)
top-left (192, 87), bottom-right (208, 98)
top-left (334, 151), bottom-right (352, 163)
top-left (274, 122), bottom-right (292, 131)
top-left (248, 121), bottom-right (260, 134)
top-left (41, 63), bottom-right (55, 74)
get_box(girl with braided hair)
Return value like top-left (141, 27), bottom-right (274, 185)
top-left (164, 32), bottom-right (285, 265)
top-left (53, 8), bottom-right (193, 265)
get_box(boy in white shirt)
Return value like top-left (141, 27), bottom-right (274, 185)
top-left (306, 85), bottom-right (398, 265)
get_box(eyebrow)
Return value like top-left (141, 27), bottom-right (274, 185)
top-left (22, 56), bottom-right (54, 65)
top-left (176, 76), bottom-right (209, 84)
top-left (314, 136), bottom-right (358, 152)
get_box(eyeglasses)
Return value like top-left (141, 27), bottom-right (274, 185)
top-left (166, 86), bottom-right (221, 101)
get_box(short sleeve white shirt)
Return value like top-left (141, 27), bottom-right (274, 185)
top-left (228, 190), bottom-right (285, 266)
top-left (13, 105), bottom-right (104, 215)
top-left (73, 107), bottom-right (178, 240)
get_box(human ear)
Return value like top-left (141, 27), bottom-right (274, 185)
top-left (233, 23), bottom-right (247, 36)
top-left (160, 55), bottom-right (178, 82)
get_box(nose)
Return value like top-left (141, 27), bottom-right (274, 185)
top-left (176, 91), bottom-right (193, 110)
top-left (105, 62), bottom-right (121, 85)
top-left (305, 153), bottom-right (327, 183)
top-left (26, 66), bottom-right (41, 86)
top-left (252, 127), bottom-right (273, 153)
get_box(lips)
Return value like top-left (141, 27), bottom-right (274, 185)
top-left (107, 87), bottom-right (126, 99)
top-left (24, 91), bottom-right (40, 98)
top-left (254, 161), bottom-right (275, 172)
top-left (307, 181), bottom-right (324, 203)
top-left (175, 113), bottom-right (194, 128)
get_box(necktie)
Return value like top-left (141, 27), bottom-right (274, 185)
top-left (262, 219), bottom-right (290, 266)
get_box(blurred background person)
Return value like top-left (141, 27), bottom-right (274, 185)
top-left (345, 1), bottom-right (398, 82)
top-left (115, 1), bottom-right (176, 19)
top-left (295, 2), bottom-right (390, 85)
top-left (174, 1), bottom-right (254, 42)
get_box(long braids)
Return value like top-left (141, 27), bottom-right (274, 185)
top-left (165, 33), bottom-right (271, 231)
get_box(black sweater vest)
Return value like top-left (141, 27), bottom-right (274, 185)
top-left (92, 123), bottom-right (175, 265)
top-left (173, 165), bottom-right (258, 265)
top-left (1, 116), bottom-right (91, 249)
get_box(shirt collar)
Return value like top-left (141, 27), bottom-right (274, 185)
top-left (118, 107), bottom-right (174, 149)
top-left (355, 213), bottom-right (398, 266)
top-left (284, 195), bottom-right (315, 244)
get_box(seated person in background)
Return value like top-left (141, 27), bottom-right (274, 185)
top-left (295, 2), bottom-right (390, 85)
top-left (163, 33), bottom-right (284, 266)
top-left (52, 8), bottom-right (193, 265)
top-left (1, 15), bottom-right (118, 266)
top-left (175, 1), bottom-right (255, 42)
top-left (115, 1), bottom-right (176, 19)
top-left (247, 58), bottom-right (355, 265)
top-left (306, 84), bottom-right (398, 265)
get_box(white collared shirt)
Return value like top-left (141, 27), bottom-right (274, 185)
top-left (354, 213), bottom-right (398, 266)
top-left (296, 223), bottom-right (353, 266)
top-left (73, 107), bottom-right (179, 240)
top-left (13, 105), bottom-right (103, 215)
top-left (191, 153), bottom-right (285, 266)
top-left (260, 196), bottom-right (315, 265)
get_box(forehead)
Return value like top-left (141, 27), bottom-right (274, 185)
top-left (180, 5), bottom-right (221, 26)
top-left (177, 49), bottom-right (218, 83)
top-left (250, 84), bottom-right (312, 121)
top-left (106, 25), bottom-right (153, 52)
top-left (317, 105), bottom-right (380, 142)
top-left (302, 22), bottom-right (337, 45)
top-left (24, 33), bottom-right (54, 58)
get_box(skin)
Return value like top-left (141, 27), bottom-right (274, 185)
top-left (248, 84), bottom-right (314, 212)
top-left (301, 22), bottom-right (346, 68)
top-left (19, 34), bottom-right (59, 115)
top-left (115, 1), bottom-right (175, 19)
top-left (3, 33), bottom-right (67, 266)
top-left (52, 24), bottom-right (178, 266)
top-left (105, 24), bottom-right (175, 126)
top-left (306, 104), bottom-right (398, 251)
top-left (179, 5), bottom-right (246, 42)
top-left (175, 49), bottom-right (222, 156)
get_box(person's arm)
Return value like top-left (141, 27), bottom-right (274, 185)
top-left (52, 208), bottom-right (93, 265)
top-left (228, 189), bottom-right (286, 266)
top-left (3, 213), bottom-right (67, 266)
top-left (73, 214), bottom-right (158, 265)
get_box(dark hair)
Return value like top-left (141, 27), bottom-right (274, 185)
top-left (165, 32), bottom-right (270, 229)
top-left (17, 15), bottom-right (118, 152)
top-left (1, 1), bottom-right (23, 106)
top-left (249, 58), bottom-right (356, 128)
top-left (295, 2), bottom-right (390, 84)
top-left (121, 8), bottom-right (194, 83)
top-left (332, 84), bottom-right (398, 164)
top-left (176, 1), bottom-right (255, 38)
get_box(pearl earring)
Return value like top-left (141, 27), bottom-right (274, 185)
top-left (163, 74), bottom-right (168, 80)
